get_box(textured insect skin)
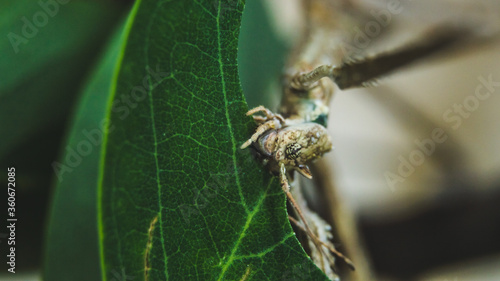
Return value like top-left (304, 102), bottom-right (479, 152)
top-left (240, 107), bottom-right (356, 272)
top-left (253, 122), bottom-right (332, 178)
top-left (241, 0), bottom-right (495, 275)
top-left (238, 0), bottom-right (347, 270)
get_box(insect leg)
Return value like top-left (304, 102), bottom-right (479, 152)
top-left (279, 163), bottom-right (327, 268)
top-left (252, 115), bottom-right (267, 124)
top-left (241, 106), bottom-right (287, 149)
top-left (281, 163), bottom-right (355, 270)
top-left (288, 215), bottom-right (355, 270)
top-left (290, 64), bottom-right (338, 92)
top-left (240, 119), bottom-right (280, 149)
top-left (291, 26), bottom-right (478, 90)
top-left (246, 105), bottom-right (286, 124)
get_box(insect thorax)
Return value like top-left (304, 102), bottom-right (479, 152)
top-left (252, 123), bottom-right (332, 171)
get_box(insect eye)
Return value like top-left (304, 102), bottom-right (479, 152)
top-left (285, 143), bottom-right (302, 160)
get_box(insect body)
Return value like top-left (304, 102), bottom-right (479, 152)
top-left (242, 103), bottom-right (332, 177)
top-left (241, 0), bottom-right (491, 276)
top-left (241, 104), bottom-right (358, 275)
top-left (240, 106), bottom-right (354, 271)
top-left (239, 1), bottom-right (356, 272)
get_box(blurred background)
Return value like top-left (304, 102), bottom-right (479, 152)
top-left (0, 0), bottom-right (131, 279)
top-left (2, 0), bottom-right (500, 280)
top-left (240, 0), bottom-right (500, 280)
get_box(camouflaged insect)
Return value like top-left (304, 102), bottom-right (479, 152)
top-left (241, 106), bottom-right (332, 182)
top-left (240, 0), bottom-right (481, 275)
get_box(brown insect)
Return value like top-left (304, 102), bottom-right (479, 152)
top-left (241, 0), bottom-right (499, 277)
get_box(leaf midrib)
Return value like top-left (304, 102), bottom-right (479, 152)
top-left (216, 0), bottom-right (249, 215)
top-left (215, 0), bottom-right (267, 279)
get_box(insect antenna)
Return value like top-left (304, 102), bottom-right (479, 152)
top-left (291, 25), bottom-right (481, 91)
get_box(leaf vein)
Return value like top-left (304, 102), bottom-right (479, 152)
top-left (144, 1), bottom-right (170, 279)
top-left (216, 179), bottom-right (274, 281)
top-left (215, 0), bottom-right (248, 215)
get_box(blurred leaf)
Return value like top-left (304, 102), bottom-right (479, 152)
top-left (238, 0), bottom-right (288, 109)
top-left (43, 14), bottom-right (128, 281)
top-left (98, 0), bottom-right (328, 280)
top-left (0, 0), bottom-right (128, 274)
top-left (0, 0), bottom-right (126, 160)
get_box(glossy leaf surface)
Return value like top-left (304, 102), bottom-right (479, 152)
top-left (98, 1), bottom-right (328, 280)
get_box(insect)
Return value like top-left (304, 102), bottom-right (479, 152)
top-left (240, 106), bottom-right (332, 179)
top-left (241, 0), bottom-right (498, 277)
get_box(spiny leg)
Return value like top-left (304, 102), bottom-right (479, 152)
top-left (280, 163), bottom-right (355, 271)
top-left (288, 215), bottom-right (355, 270)
top-left (291, 26), bottom-right (475, 91)
top-left (288, 215), bottom-right (336, 268)
top-left (280, 163), bottom-right (326, 268)
top-left (252, 115), bottom-right (266, 123)
top-left (246, 105), bottom-right (286, 124)
top-left (290, 65), bottom-right (338, 92)
top-left (241, 106), bottom-right (286, 149)
top-left (240, 119), bottom-right (279, 149)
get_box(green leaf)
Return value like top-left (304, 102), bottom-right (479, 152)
top-left (98, 1), bottom-right (329, 280)
top-left (43, 17), bottom-right (128, 281)
top-left (238, 0), bottom-right (288, 109)
top-left (0, 0), bottom-right (125, 159)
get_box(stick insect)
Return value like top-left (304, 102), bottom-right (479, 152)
top-left (241, 0), bottom-right (498, 277)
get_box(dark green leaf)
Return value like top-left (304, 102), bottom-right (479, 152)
top-left (99, 1), bottom-right (329, 280)
top-left (43, 17), bottom-right (127, 281)
top-left (238, 0), bottom-right (288, 109)
top-left (0, 0), bottom-right (125, 159)
top-left (0, 0), bottom-right (127, 273)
